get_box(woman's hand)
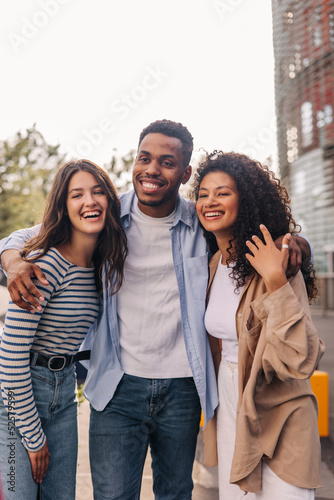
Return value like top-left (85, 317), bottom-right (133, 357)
top-left (27, 441), bottom-right (50, 483)
top-left (246, 225), bottom-right (290, 294)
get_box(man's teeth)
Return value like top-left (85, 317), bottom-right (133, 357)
top-left (83, 211), bottom-right (100, 219)
top-left (142, 182), bottom-right (160, 189)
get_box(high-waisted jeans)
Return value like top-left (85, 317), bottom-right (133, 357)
top-left (0, 364), bottom-right (78, 500)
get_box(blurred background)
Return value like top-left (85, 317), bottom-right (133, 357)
top-left (0, 0), bottom-right (334, 299)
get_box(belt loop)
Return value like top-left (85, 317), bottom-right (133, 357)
top-left (30, 351), bottom-right (39, 367)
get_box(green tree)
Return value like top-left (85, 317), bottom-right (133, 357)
top-left (104, 149), bottom-right (135, 193)
top-left (0, 125), bottom-right (65, 239)
top-left (0, 126), bottom-right (136, 241)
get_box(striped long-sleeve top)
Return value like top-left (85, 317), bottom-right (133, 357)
top-left (0, 248), bottom-right (100, 451)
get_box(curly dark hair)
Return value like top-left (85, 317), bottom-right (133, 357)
top-left (192, 151), bottom-right (317, 301)
top-left (138, 119), bottom-right (193, 167)
top-left (21, 159), bottom-right (128, 295)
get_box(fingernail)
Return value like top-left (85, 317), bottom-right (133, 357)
top-left (36, 306), bottom-right (42, 312)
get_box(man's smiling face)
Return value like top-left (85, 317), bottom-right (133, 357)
top-left (132, 133), bottom-right (191, 218)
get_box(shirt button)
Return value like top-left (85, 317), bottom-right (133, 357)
top-left (238, 313), bottom-right (242, 318)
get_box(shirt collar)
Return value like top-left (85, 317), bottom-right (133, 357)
top-left (171, 195), bottom-right (195, 229)
top-left (120, 191), bottom-right (195, 230)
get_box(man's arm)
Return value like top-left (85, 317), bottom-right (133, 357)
top-left (0, 226), bottom-right (39, 265)
top-left (0, 225), bottom-right (48, 313)
top-left (274, 234), bottom-right (312, 278)
top-left (1, 250), bottom-right (48, 312)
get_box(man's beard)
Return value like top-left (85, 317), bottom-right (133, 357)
top-left (134, 185), bottom-right (168, 207)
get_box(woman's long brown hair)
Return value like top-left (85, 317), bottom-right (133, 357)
top-left (192, 151), bottom-right (317, 301)
top-left (21, 159), bottom-right (127, 295)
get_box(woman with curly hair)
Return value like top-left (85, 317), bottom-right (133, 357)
top-left (193, 152), bottom-right (325, 499)
top-left (0, 159), bottom-right (127, 500)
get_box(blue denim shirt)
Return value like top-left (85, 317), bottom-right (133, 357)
top-left (0, 191), bottom-right (218, 425)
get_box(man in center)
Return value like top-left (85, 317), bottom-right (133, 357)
top-left (84, 120), bottom-right (215, 499)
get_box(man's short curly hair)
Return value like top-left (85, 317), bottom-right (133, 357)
top-left (138, 119), bottom-right (193, 167)
top-left (192, 151), bottom-right (317, 301)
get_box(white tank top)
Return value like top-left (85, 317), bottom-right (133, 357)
top-left (205, 261), bottom-right (242, 363)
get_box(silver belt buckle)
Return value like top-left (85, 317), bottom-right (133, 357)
top-left (47, 355), bottom-right (67, 371)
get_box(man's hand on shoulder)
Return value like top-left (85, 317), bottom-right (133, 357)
top-left (274, 234), bottom-right (311, 278)
top-left (1, 249), bottom-right (49, 313)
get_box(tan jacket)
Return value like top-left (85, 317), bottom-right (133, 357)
top-left (204, 251), bottom-right (325, 493)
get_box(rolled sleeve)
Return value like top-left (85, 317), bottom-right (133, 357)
top-left (0, 226), bottom-right (41, 272)
top-left (249, 275), bottom-right (325, 382)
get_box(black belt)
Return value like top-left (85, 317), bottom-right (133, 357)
top-left (30, 350), bottom-right (91, 372)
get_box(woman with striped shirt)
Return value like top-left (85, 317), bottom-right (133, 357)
top-left (0, 160), bottom-right (127, 499)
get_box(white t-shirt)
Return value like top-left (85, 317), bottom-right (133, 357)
top-left (117, 197), bottom-right (192, 378)
top-left (205, 261), bottom-right (242, 364)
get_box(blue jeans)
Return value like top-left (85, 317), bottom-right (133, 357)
top-left (0, 364), bottom-right (78, 500)
top-left (89, 374), bottom-right (201, 500)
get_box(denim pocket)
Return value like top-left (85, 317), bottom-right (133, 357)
top-left (184, 377), bottom-right (197, 388)
top-left (177, 377), bottom-right (199, 398)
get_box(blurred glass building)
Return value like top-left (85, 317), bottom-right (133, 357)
top-left (272, 0), bottom-right (334, 272)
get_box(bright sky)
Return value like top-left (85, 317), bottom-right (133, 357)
top-left (1, 0), bottom-right (277, 169)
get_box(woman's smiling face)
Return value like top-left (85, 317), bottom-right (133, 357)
top-left (66, 170), bottom-right (108, 239)
top-left (196, 171), bottom-right (239, 240)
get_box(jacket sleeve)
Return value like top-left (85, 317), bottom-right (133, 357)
top-left (248, 273), bottom-right (325, 383)
top-left (0, 225), bottom-right (41, 272)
